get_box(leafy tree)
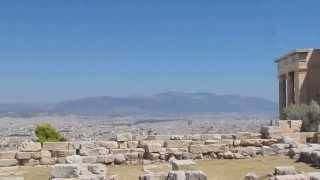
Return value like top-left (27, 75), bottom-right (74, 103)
top-left (34, 123), bottom-right (66, 143)
top-left (282, 100), bottom-right (320, 132)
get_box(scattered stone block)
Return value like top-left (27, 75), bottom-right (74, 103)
top-left (66, 155), bottom-right (83, 164)
top-left (0, 151), bottom-right (17, 159)
top-left (114, 154), bottom-right (126, 164)
top-left (172, 160), bottom-right (197, 171)
top-left (185, 171), bottom-right (207, 180)
top-left (82, 156), bottom-right (97, 164)
top-left (273, 174), bottom-right (309, 180)
top-left (0, 159), bottom-right (18, 167)
top-left (145, 143), bottom-right (162, 153)
top-left (16, 152), bottom-right (32, 160)
top-left (245, 172), bottom-right (258, 180)
top-left (139, 172), bottom-right (167, 180)
top-left (119, 142), bottom-right (128, 149)
top-left (165, 140), bottom-right (191, 148)
top-left (127, 141), bottom-right (139, 148)
top-left (40, 150), bottom-right (52, 158)
top-left (43, 142), bottom-right (73, 151)
top-left (274, 166), bottom-right (297, 175)
top-left (19, 142), bottom-right (41, 152)
top-left (40, 157), bottom-right (56, 165)
top-left (167, 171), bottom-right (186, 180)
top-left (95, 141), bottom-right (118, 149)
top-left (0, 177), bottom-right (24, 180)
top-left (51, 164), bottom-right (80, 178)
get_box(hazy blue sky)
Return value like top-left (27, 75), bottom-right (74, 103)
top-left (1, 0), bottom-right (320, 103)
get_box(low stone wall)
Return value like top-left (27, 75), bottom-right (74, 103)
top-left (0, 132), bottom-right (282, 167)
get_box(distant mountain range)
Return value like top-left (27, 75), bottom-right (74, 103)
top-left (0, 92), bottom-right (277, 115)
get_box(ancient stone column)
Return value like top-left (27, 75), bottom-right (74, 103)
top-left (287, 72), bottom-right (295, 105)
top-left (279, 75), bottom-right (287, 116)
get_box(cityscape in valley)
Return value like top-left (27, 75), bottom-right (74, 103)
top-left (2, 1), bottom-right (320, 180)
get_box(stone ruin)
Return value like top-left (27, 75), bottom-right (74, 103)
top-left (244, 165), bottom-right (320, 180)
top-left (1, 120), bottom-right (320, 179)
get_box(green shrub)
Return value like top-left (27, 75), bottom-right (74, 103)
top-left (282, 100), bottom-right (320, 132)
top-left (34, 123), bottom-right (66, 143)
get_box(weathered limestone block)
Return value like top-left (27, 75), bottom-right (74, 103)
top-left (272, 174), bottom-right (309, 180)
top-left (189, 144), bottom-right (226, 154)
top-left (116, 133), bottom-right (132, 142)
top-left (51, 164), bottom-right (80, 178)
top-left (240, 139), bottom-right (264, 147)
top-left (0, 151), bottom-right (17, 159)
top-left (145, 143), bottom-right (162, 153)
top-left (190, 141), bottom-right (205, 146)
top-left (261, 146), bottom-right (276, 156)
top-left (146, 135), bottom-right (171, 141)
top-left (66, 155), bottom-right (83, 164)
top-left (221, 134), bottom-right (234, 139)
top-left (200, 134), bottom-right (222, 140)
top-left (86, 163), bottom-right (107, 176)
top-left (95, 141), bottom-right (118, 149)
top-left (308, 172), bottom-right (320, 180)
top-left (221, 139), bottom-right (234, 146)
top-left (288, 148), bottom-right (300, 160)
top-left (245, 172), bottom-right (258, 180)
top-left (127, 141), bottom-right (139, 148)
top-left (167, 171), bottom-right (186, 180)
top-left (204, 140), bottom-right (220, 145)
top-left (118, 142), bottom-right (128, 149)
top-left (311, 151), bottom-right (320, 166)
top-left (170, 135), bottom-right (185, 140)
top-left (274, 166), bottom-right (297, 175)
top-left (43, 142), bottom-right (74, 151)
top-left (0, 159), bottom-right (18, 167)
top-left (110, 149), bottom-right (131, 154)
top-left (125, 152), bottom-right (140, 161)
top-left (19, 142), bottom-right (41, 152)
top-left (185, 171), bottom-right (207, 180)
top-left (139, 172), bottom-right (167, 180)
top-left (167, 148), bottom-right (188, 156)
top-left (140, 140), bottom-right (165, 147)
top-left (52, 150), bottom-right (76, 158)
top-left (165, 140), bottom-right (191, 148)
top-left (272, 144), bottom-right (290, 151)
top-left (114, 154), bottom-right (126, 164)
top-left (82, 156), bottom-right (97, 164)
top-left (31, 152), bottom-right (41, 160)
top-left (191, 134), bottom-right (202, 141)
top-left (24, 159), bottom-right (39, 166)
top-left (16, 152), bottom-right (32, 160)
top-left (236, 132), bottom-right (262, 139)
top-left (145, 153), bottom-right (160, 161)
top-left (172, 160), bottom-right (197, 171)
top-left (40, 157), bottom-right (56, 165)
top-left (40, 150), bottom-right (52, 158)
top-left (96, 155), bottom-right (115, 164)
top-left (222, 151), bottom-right (234, 159)
top-left (0, 177), bottom-right (24, 180)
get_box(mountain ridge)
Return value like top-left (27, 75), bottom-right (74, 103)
top-left (0, 92), bottom-right (277, 115)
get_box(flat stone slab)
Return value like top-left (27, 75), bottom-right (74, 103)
top-left (0, 177), bottom-right (24, 180)
top-left (0, 159), bottom-right (18, 167)
top-left (51, 164), bottom-right (80, 178)
top-left (275, 166), bottom-right (297, 175)
top-left (172, 160), bottom-right (197, 171)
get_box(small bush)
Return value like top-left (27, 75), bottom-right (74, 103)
top-left (34, 123), bottom-right (66, 143)
top-left (282, 100), bottom-right (320, 132)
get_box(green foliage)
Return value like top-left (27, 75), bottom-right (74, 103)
top-left (282, 100), bottom-right (320, 132)
top-left (34, 123), bottom-right (66, 143)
